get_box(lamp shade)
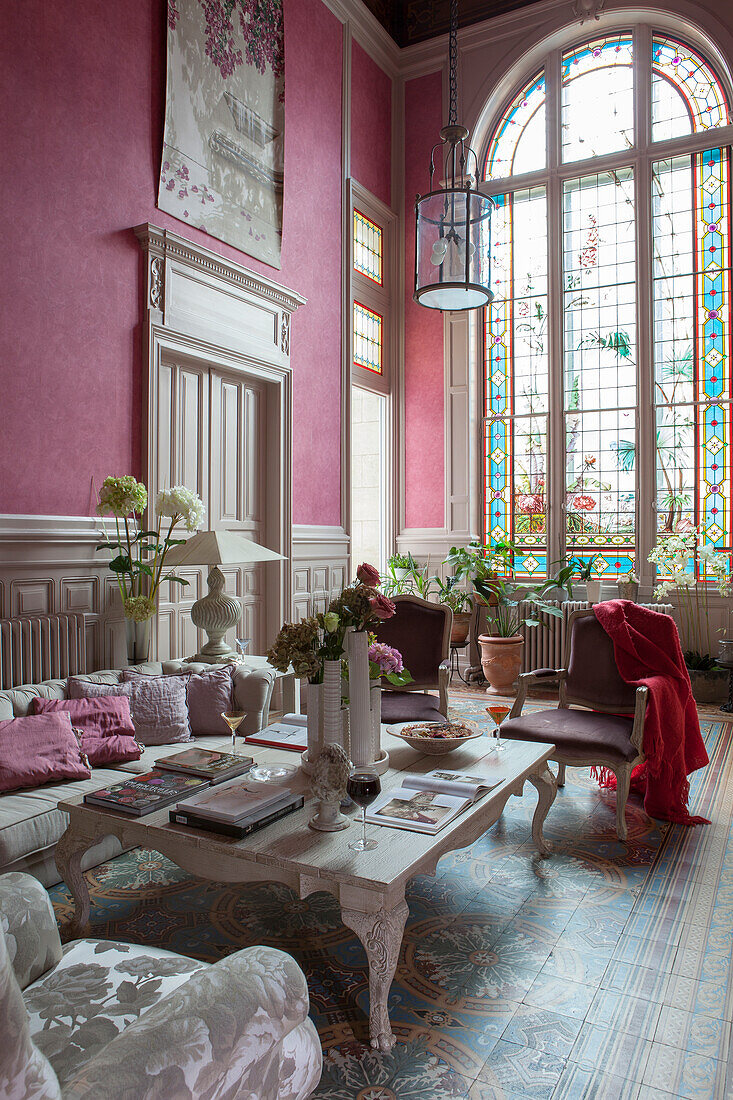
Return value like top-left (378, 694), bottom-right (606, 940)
top-left (163, 529), bottom-right (286, 568)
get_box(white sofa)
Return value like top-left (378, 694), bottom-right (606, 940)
top-left (1, 871), bottom-right (322, 1100)
top-left (0, 661), bottom-right (275, 886)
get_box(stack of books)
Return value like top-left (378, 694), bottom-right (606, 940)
top-left (170, 776), bottom-right (304, 838)
top-left (83, 749), bottom-right (255, 816)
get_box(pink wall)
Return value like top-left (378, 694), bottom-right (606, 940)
top-left (0, 0), bottom-right (342, 526)
top-left (404, 71), bottom-right (445, 530)
top-left (350, 42), bottom-right (392, 207)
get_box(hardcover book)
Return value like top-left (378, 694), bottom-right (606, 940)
top-left (84, 771), bottom-right (208, 816)
top-left (154, 748), bottom-right (254, 782)
top-left (169, 793), bottom-right (304, 838)
top-left (175, 776), bottom-right (294, 823)
top-left (244, 722), bottom-right (308, 752)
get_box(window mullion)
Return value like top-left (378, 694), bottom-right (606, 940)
top-left (546, 49), bottom-right (565, 570)
top-left (635, 25), bottom-right (656, 587)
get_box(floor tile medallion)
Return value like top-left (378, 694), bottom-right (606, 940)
top-left (48, 708), bottom-right (733, 1099)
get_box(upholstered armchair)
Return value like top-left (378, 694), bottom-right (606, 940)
top-left (501, 608), bottom-right (647, 840)
top-left (0, 871), bottom-right (322, 1100)
top-left (374, 594), bottom-right (452, 723)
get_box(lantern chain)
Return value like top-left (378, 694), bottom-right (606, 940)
top-left (448, 0), bottom-right (458, 126)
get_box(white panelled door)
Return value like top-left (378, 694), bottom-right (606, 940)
top-left (155, 358), bottom-right (267, 661)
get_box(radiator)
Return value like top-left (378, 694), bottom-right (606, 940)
top-left (0, 613), bottom-right (88, 690)
top-left (518, 601), bottom-right (674, 673)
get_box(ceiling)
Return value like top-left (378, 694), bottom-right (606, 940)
top-left (362, 0), bottom-right (541, 47)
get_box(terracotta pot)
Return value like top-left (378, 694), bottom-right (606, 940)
top-left (478, 633), bottom-right (524, 695)
top-left (450, 612), bottom-right (471, 645)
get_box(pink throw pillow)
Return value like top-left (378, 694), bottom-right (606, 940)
top-left (30, 695), bottom-right (142, 766)
top-left (124, 665), bottom-right (233, 736)
top-left (0, 713), bottom-right (91, 793)
top-left (68, 677), bottom-right (190, 745)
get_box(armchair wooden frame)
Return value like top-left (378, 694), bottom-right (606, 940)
top-left (381, 594), bottom-right (452, 718)
top-left (508, 608), bottom-right (647, 840)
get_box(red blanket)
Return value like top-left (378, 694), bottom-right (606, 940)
top-left (593, 600), bottom-right (709, 826)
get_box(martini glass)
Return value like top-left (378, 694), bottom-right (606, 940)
top-left (221, 711), bottom-right (245, 750)
top-left (486, 703), bottom-right (511, 751)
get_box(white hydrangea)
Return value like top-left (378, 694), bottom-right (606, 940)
top-left (156, 486), bottom-right (206, 532)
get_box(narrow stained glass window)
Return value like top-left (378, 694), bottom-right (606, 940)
top-left (354, 301), bottom-right (383, 374)
top-left (484, 187), bottom-right (549, 577)
top-left (353, 209), bottom-right (383, 284)
top-left (561, 34), bottom-right (634, 163)
top-left (652, 148), bottom-right (732, 575)
top-left (563, 169), bottom-right (637, 577)
top-left (483, 71), bottom-right (546, 181)
top-left (653, 37), bottom-right (730, 142)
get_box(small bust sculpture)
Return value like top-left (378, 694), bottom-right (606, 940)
top-left (312, 743), bottom-right (351, 803)
top-left (309, 743), bottom-right (352, 832)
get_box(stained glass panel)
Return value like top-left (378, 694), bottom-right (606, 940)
top-left (563, 169), bottom-right (636, 572)
top-left (353, 301), bottom-right (383, 374)
top-left (652, 37), bottom-right (730, 142)
top-left (483, 71), bottom-right (546, 181)
top-left (353, 209), bottom-right (383, 284)
top-left (652, 149), bottom-right (732, 573)
top-left (484, 187), bottom-right (548, 573)
top-left (562, 34), bottom-right (634, 163)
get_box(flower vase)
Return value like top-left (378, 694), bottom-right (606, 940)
top-left (346, 629), bottom-right (389, 773)
top-left (125, 617), bottom-right (151, 665)
top-left (301, 659), bottom-right (345, 775)
top-left (301, 681), bottom-right (323, 775)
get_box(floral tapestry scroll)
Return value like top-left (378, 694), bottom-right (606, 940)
top-left (158, 0), bottom-right (284, 267)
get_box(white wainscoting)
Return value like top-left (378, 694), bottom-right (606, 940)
top-left (0, 517), bottom-right (352, 677)
top-left (291, 525), bottom-right (350, 619)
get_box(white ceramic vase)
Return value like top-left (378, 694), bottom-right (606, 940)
top-left (301, 658), bottom-right (344, 775)
top-left (345, 628), bottom-right (389, 773)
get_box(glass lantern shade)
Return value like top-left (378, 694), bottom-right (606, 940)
top-left (414, 187), bottom-right (494, 310)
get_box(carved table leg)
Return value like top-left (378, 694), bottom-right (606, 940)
top-left (341, 899), bottom-right (409, 1052)
top-left (526, 764), bottom-right (557, 858)
top-left (55, 824), bottom-right (94, 933)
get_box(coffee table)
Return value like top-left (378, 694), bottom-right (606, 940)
top-left (56, 730), bottom-right (556, 1052)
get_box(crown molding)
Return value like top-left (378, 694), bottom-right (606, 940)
top-left (134, 224), bottom-right (307, 315)
top-left (319, 0), bottom-right (401, 78)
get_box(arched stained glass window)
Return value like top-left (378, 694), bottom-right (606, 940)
top-left (482, 29), bottom-right (733, 583)
top-left (484, 72), bottom-right (546, 180)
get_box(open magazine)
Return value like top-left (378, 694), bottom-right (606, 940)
top-left (365, 769), bottom-right (504, 834)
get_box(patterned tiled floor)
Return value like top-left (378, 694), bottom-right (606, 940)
top-left (48, 702), bottom-right (733, 1100)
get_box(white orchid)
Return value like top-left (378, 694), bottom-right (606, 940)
top-left (648, 525), bottom-right (732, 664)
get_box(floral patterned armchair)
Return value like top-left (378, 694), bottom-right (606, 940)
top-left (0, 871), bottom-right (322, 1099)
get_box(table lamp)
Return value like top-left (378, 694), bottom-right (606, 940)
top-left (164, 530), bottom-right (286, 663)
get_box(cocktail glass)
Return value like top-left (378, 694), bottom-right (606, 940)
top-left (486, 704), bottom-right (511, 751)
top-left (221, 711), bottom-right (245, 750)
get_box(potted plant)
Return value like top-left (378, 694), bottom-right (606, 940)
top-left (386, 552), bottom-right (415, 583)
top-left (96, 476), bottom-right (205, 662)
top-left (649, 530), bottom-right (732, 701)
top-left (434, 576), bottom-right (474, 644)
top-left (571, 554), bottom-right (603, 603)
top-left (617, 568), bottom-right (639, 601)
top-left (464, 540), bottom-right (563, 694)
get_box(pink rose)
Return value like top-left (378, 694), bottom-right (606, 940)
top-left (369, 593), bottom-right (396, 620)
top-left (357, 562), bottom-right (380, 587)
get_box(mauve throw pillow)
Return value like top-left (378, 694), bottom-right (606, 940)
top-left (0, 713), bottom-right (91, 793)
top-left (30, 696), bottom-right (142, 765)
top-left (124, 666), bottom-right (234, 737)
top-left (68, 677), bottom-right (191, 745)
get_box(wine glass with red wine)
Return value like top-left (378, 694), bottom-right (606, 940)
top-left (347, 767), bottom-right (381, 851)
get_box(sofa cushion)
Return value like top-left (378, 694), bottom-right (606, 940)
top-left (0, 770), bottom-right (130, 868)
top-left (124, 665), bottom-right (234, 737)
top-left (68, 677), bottom-right (191, 745)
top-left (24, 939), bottom-right (206, 1088)
top-left (0, 713), bottom-right (92, 793)
top-left (30, 697), bottom-right (142, 766)
top-left (0, 681), bottom-right (68, 721)
top-left (0, 929), bottom-right (61, 1100)
top-left (501, 707), bottom-right (637, 762)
